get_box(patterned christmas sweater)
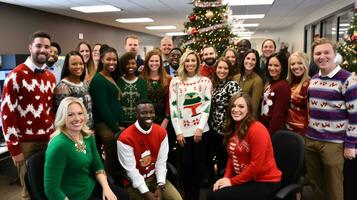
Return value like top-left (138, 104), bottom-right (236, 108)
top-left (224, 121), bottom-right (281, 185)
top-left (117, 76), bottom-right (147, 126)
top-left (118, 122), bottom-right (168, 194)
top-left (286, 78), bottom-right (310, 135)
top-left (260, 79), bottom-right (291, 135)
top-left (306, 66), bottom-right (357, 148)
top-left (53, 79), bottom-right (93, 129)
top-left (169, 75), bottom-right (212, 137)
top-left (1, 58), bottom-right (56, 156)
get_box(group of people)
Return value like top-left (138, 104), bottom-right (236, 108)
top-left (1, 30), bottom-right (357, 200)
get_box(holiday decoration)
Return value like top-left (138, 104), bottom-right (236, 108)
top-left (337, 5), bottom-right (357, 72)
top-left (181, 0), bottom-right (236, 55)
top-left (189, 15), bottom-right (197, 22)
top-left (205, 10), bottom-right (214, 19)
top-left (191, 28), bottom-right (199, 35)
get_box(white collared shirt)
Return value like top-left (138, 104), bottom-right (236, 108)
top-left (24, 57), bottom-right (47, 72)
top-left (319, 65), bottom-right (341, 78)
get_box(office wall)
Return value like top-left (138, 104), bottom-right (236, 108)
top-left (0, 2), bottom-right (161, 55)
top-left (251, 0), bottom-right (354, 54)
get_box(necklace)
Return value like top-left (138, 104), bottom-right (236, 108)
top-left (63, 131), bottom-right (87, 154)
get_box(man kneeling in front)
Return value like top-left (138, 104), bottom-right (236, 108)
top-left (117, 99), bottom-right (182, 200)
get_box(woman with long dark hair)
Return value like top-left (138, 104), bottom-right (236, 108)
top-left (207, 92), bottom-right (281, 200)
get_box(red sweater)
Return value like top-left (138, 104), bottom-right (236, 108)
top-left (260, 79), bottom-right (290, 134)
top-left (199, 63), bottom-right (216, 80)
top-left (1, 63), bottom-right (56, 156)
top-left (224, 121), bottom-right (281, 185)
top-left (118, 123), bottom-right (167, 179)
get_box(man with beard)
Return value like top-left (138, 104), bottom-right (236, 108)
top-left (237, 39), bottom-right (251, 64)
top-left (200, 45), bottom-right (218, 80)
top-left (46, 41), bottom-right (62, 83)
top-left (117, 99), bottom-right (182, 200)
top-left (160, 37), bottom-right (174, 68)
top-left (124, 35), bottom-right (144, 76)
top-left (164, 48), bottom-right (183, 77)
top-left (1, 31), bottom-right (56, 199)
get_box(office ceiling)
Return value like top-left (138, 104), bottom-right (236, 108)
top-left (1, 0), bottom-right (336, 37)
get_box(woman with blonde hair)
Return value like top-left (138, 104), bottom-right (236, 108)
top-left (286, 51), bottom-right (310, 135)
top-left (170, 50), bottom-right (212, 200)
top-left (44, 97), bottom-right (128, 200)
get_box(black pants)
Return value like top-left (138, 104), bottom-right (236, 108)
top-left (206, 131), bottom-right (227, 182)
top-left (206, 181), bottom-right (281, 200)
top-left (89, 180), bottom-right (129, 200)
top-left (344, 158), bottom-right (357, 200)
top-left (178, 135), bottom-right (206, 200)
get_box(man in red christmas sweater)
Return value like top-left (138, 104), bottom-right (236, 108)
top-left (117, 99), bottom-right (182, 200)
top-left (199, 45), bottom-right (217, 80)
top-left (1, 31), bottom-right (56, 199)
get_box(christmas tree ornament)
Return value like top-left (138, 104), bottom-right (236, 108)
top-left (205, 10), bottom-right (214, 19)
top-left (189, 14), bottom-right (197, 22)
top-left (191, 28), bottom-right (199, 35)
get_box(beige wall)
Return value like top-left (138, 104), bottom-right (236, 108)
top-left (0, 2), bottom-right (161, 56)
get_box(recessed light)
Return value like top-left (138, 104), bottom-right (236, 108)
top-left (231, 14), bottom-right (265, 19)
top-left (116, 18), bottom-right (154, 23)
top-left (166, 32), bottom-right (187, 36)
top-left (224, 0), bottom-right (274, 6)
top-left (146, 26), bottom-right (176, 30)
top-left (71, 5), bottom-right (121, 13)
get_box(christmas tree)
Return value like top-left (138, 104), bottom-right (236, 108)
top-left (181, 0), bottom-right (236, 56)
top-left (337, 6), bottom-right (357, 73)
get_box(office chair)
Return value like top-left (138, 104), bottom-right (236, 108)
top-left (272, 130), bottom-right (305, 200)
top-left (25, 150), bottom-right (48, 200)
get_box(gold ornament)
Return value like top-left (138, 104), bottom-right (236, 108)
top-left (187, 27), bottom-right (193, 33)
top-left (205, 10), bottom-right (214, 19)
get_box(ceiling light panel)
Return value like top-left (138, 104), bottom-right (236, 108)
top-left (116, 18), bottom-right (154, 23)
top-left (224, 0), bottom-right (274, 6)
top-left (71, 5), bottom-right (122, 13)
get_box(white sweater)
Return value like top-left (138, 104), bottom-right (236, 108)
top-left (169, 75), bottom-right (212, 137)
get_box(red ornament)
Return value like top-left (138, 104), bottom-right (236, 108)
top-left (191, 28), bottom-right (199, 36)
top-left (352, 35), bottom-right (357, 41)
top-left (189, 15), bottom-right (197, 22)
top-left (354, 6), bottom-right (357, 13)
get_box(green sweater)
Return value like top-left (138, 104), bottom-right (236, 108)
top-left (90, 73), bottom-right (123, 133)
top-left (234, 72), bottom-right (264, 116)
top-left (117, 77), bottom-right (147, 125)
top-left (44, 132), bottom-right (104, 200)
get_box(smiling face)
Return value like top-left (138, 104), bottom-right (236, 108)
top-left (244, 52), bottom-right (257, 73)
top-left (79, 44), bottom-right (90, 63)
top-left (313, 43), bottom-right (336, 75)
top-left (101, 52), bottom-right (117, 74)
top-left (92, 44), bottom-right (101, 62)
top-left (169, 49), bottom-right (182, 68)
top-left (216, 61), bottom-right (229, 81)
top-left (184, 53), bottom-right (198, 77)
top-left (224, 50), bottom-right (236, 66)
top-left (289, 55), bottom-right (305, 77)
top-left (202, 47), bottom-right (217, 66)
top-left (47, 46), bottom-right (59, 64)
top-left (68, 55), bottom-right (84, 78)
top-left (65, 102), bottom-right (85, 134)
top-left (160, 38), bottom-right (173, 56)
top-left (231, 97), bottom-right (248, 122)
top-left (29, 37), bottom-right (51, 66)
top-left (124, 59), bottom-right (138, 75)
top-left (137, 103), bottom-right (155, 130)
top-left (268, 57), bottom-right (282, 80)
top-left (262, 40), bottom-right (276, 58)
top-left (148, 55), bottom-right (161, 72)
